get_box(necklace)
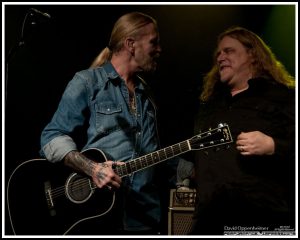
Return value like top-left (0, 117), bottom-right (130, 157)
top-left (129, 93), bottom-right (137, 115)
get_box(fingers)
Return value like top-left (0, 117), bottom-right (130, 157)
top-left (96, 177), bottom-right (121, 190)
top-left (239, 145), bottom-right (244, 152)
top-left (236, 131), bottom-right (247, 140)
top-left (236, 131), bottom-right (271, 155)
top-left (92, 161), bottom-right (123, 189)
top-left (106, 179), bottom-right (121, 190)
top-left (237, 145), bottom-right (245, 152)
top-left (236, 132), bottom-right (248, 154)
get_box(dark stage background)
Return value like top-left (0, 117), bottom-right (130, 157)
top-left (4, 3), bottom-right (296, 236)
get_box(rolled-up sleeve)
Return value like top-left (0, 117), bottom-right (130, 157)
top-left (42, 135), bottom-right (77, 162)
top-left (40, 72), bottom-right (90, 162)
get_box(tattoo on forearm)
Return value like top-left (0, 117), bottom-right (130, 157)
top-left (64, 151), bottom-right (97, 176)
top-left (64, 151), bottom-right (112, 181)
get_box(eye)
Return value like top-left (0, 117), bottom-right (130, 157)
top-left (225, 48), bottom-right (234, 54)
top-left (150, 38), bottom-right (159, 46)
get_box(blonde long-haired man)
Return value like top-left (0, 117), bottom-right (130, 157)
top-left (41, 12), bottom-right (163, 235)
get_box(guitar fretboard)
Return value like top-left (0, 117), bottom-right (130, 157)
top-left (115, 140), bottom-right (190, 177)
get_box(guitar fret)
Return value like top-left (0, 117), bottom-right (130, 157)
top-left (125, 162), bottom-right (131, 174)
top-left (180, 141), bottom-right (189, 152)
top-left (140, 156), bottom-right (147, 168)
top-left (152, 152), bottom-right (159, 163)
top-left (130, 160), bottom-right (137, 172)
top-left (128, 161), bottom-right (135, 172)
top-left (134, 158), bottom-right (140, 170)
top-left (158, 149), bottom-right (167, 160)
top-left (165, 146), bottom-right (174, 158)
top-left (172, 144), bottom-right (181, 155)
top-left (136, 156), bottom-right (145, 169)
top-left (116, 165), bottom-right (126, 177)
top-left (145, 154), bottom-right (152, 166)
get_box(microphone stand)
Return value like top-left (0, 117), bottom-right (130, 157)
top-left (5, 9), bottom-right (33, 104)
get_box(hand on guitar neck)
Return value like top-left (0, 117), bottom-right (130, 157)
top-left (64, 150), bottom-right (124, 190)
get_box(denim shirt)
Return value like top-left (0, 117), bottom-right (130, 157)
top-left (40, 62), bottom-right (161, 231)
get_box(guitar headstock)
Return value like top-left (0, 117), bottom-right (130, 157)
top-left (189, 123), bottom-right (233, 150)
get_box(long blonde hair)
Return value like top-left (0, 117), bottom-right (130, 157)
top-left (90, 12), bottom-right (157, 68)
top-left (200, 26), bottom-right (295, 102)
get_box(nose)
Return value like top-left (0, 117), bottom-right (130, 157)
top-left (156, 44), bottom-right (162, 53)
top-left (217, 51), bottom-right (224, 61)
top-left (216, 51), bottom-right (225, 64)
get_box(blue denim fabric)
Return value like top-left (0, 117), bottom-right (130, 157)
top-left (40, 62), bottom-right (161, 231)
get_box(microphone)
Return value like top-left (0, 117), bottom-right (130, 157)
top-left (30, 8), bottom-right (51, 18)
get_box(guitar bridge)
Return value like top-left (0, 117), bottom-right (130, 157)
top-left (44, 181), bottom-right (56, 216)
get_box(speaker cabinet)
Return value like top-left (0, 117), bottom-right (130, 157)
top-left (168, 189), bottom-right (196, 235)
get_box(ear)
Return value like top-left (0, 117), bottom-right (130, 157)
top-left (125, 37), bottom-right (135, 54)
top-left (248, 49), bottom-right (256, 64)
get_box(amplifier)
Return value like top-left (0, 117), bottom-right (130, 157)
top-left (168, 188), bottom-right (196, 235)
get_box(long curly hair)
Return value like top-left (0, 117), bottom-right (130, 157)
top-left (200, 26), bottom-right (295, 102)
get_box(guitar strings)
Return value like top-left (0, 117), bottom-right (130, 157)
top-left (49, 178), bottom-right (95, 199)
top-left (118, 141), bottom-right (190, 177)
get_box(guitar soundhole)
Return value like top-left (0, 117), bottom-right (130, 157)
top-left (65, 173), bottom-right (94, 204)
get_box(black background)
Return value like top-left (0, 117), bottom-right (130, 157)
top-left (4, 3), bottom-right (296, 236)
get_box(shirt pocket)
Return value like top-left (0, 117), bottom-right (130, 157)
top-left (95, 102), bottom-right (125, 134)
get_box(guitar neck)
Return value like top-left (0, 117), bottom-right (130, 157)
top-left (115, 140), bottom-right (191, 178)
top-left (114, 124), bottom-right (233, 178)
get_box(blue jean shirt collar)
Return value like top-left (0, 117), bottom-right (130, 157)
top-left (102, 61), bottom-right (120, 81)
top-left (103, 61), bottom-right (146, 92)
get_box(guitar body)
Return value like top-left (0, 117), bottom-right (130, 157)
top-left (7, 148), bottom-right (115, 235)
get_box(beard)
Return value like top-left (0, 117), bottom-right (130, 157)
top-left (142, 60), bottom-right (158, 73)
top-left (137, 53), bottom-right (160, 73)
